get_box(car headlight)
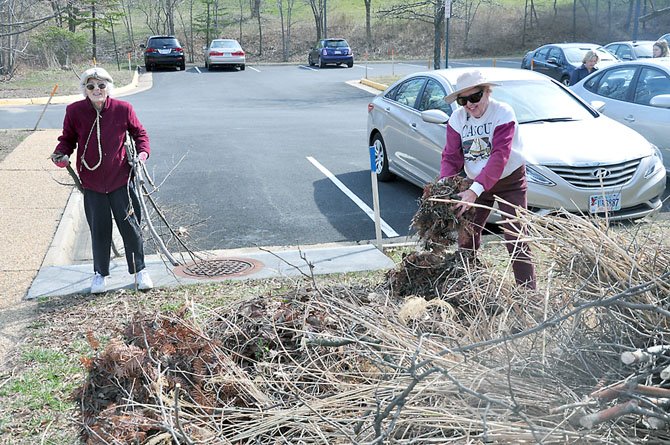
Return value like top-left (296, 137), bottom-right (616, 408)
top-left (526, 165), bottom-right (556, 187)
top-left (644, 146), bottom-right (664, 178)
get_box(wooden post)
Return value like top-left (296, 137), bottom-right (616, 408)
top-left (33, 84), bottom-right (58, 131)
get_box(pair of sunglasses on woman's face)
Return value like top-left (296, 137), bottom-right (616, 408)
top-left (85, 83), bottom-right (107, 91)
top-left (456, 89), bottom-right (484, 106)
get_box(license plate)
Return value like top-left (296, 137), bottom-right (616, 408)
top-left (589, 192), bottom-right (621, 213)
top-left (158, 49), bottom-right (171, 54)
top-left (334, 50), bottom-right (341, 54)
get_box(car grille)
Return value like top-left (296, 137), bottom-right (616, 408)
top-left (547, 159), bottom-right (640, 188)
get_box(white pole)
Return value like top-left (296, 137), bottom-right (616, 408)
top-left (369, 146), bottom-right (383, 250)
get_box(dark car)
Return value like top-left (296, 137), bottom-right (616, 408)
top-left (604, 40), bottom-right (655, 60)
top-left (308, 38), bottom-right (354, 68)
top-left (142, 35), bottom-right (186, 71)
top-left (521, 43), bottom-right (618, 86)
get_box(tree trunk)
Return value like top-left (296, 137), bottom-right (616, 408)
top-left (92, 1), bottom-right (97, 62)
top-left (433, 1), bottom-right (442, 69)
top-left (364, 0), bottom-right (371, 50)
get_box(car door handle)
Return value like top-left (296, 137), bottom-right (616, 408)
top-left (624, 115), bottom-right (635, 122)
top-left (384, 107), bottom-right (391, 113)
top-left (409, 122), bottom-right (418, 131)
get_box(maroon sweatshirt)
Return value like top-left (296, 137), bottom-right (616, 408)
top-left (54, 97), bottom-right (150, 193)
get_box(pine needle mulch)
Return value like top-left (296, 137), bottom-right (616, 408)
top-left (73, 181), bottom-right (670, 444)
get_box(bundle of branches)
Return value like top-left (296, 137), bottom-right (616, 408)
top-left (410, 176), bottom-right (476, 252)
top-left (75, 287), bottom-right (610, 444)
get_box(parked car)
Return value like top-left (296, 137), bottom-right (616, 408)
top-left (204, 39), bottom-right (246, 71)
top-left (308, 38), bottom-right (354, 68)
top-left (604, 40), bottom-right (655, 60)
top-left (570, 58), bottom-right (670, 174)
top-left (142, 35), bottom-right (186, 71)
top-left (660, 33), bottom-right (670, 45)
top-left (367, 67), bottom-right (666, 220)
top-left (521, 43), bottom-right (619, 85)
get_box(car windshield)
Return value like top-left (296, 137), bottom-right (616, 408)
top-left (212, 40), bottom-right (238, 49)
top-left (491, 80), bottom-right (595, 123)
top-left (150, 38), bottom-right (178, 48)
top-left (564, 47), bottom-right (616, 63)
top-left (325, 40), bottom-right (348, 48)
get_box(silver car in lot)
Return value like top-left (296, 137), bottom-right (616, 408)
top-left (204, 39), bottom-right (246, 71)
top-left (604, 40), bottom-right (655, 61)
top-left (570, 58), bottom-right (670, 174)
top-left (367, 67), bottom-right (666, 220)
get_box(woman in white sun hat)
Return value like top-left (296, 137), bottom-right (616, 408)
top-left (441, 69), bottom-right (536, 289)
top-left (50, 67), bottom-right (153, 294)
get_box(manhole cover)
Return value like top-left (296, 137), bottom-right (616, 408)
top-left (174, 258), bottom-right (263, 280)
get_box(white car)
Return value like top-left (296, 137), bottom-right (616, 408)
top-left (570, 58), bottom-right (670, 173)
top-left (204, 39), bottom-right (245, 71)
top-left (367, 67), bottom-right (666, 220)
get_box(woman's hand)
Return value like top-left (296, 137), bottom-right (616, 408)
top-left (50, 153), bottom-right (69, 168)
top-left (453, 189), bottom-right (477, 217)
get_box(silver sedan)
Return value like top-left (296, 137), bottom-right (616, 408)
top-left (204, 39), bottom-right (246, 71)
top-left (570, 58), bottom-right (670, 173)
top-left (367, 67), bottom-right (666, 220)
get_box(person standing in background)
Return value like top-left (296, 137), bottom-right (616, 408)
top-left (653, 40), bottom-right (669, 58)
top-left (569, 50), bottom-right (599, 86)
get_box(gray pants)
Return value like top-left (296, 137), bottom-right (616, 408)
top-left (83, 183), bottom-right (145, 276)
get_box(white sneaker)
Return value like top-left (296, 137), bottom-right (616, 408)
top-left (90, 273), bottom-right (107, 294)
top-left (136, 269), bottom-right (153, 290)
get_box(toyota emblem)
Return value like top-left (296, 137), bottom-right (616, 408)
top-left (592, 168), bottom-right (611, 179)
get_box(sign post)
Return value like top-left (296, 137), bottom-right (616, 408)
top-left (369, 146), bottom-right (383, 250)
top-left (444, 0), bottom-right (451, 69)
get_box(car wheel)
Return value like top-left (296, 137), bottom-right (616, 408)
top-left (308, 55), bottom-right (313, 66)
top-left (319, 57), bottom-right (326, 68)
top-left (347, 61), bottom-right (353, 68)
top-left (372, 134), bottom-right (394, 181)
top-left (180, 62), bottom-right (186, 71)
top-left (561, 76), bottom-right (570, 86)
top-left (240, 64), bottom-right (245, 71)
top-left (145, 64), bottom-right (152, 72)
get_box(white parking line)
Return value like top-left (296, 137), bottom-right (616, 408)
top-left (247, 66), bottom-right (260, 72)
top-left (307, 156), bottom-right (400, 238)
top-left (398, 62), bottom-right (427, 68)
top-left (195, 66), bottom-right (202, 74)
top-left (299, 65), bottom-right (319, 71)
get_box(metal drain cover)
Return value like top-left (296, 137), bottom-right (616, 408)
top-left (174, 258), bottom-right (263, 280)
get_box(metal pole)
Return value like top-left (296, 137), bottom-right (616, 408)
top-left (369, 146), bottom-right (382, 250)
top-left (444, 0), bottom-right (451, 69)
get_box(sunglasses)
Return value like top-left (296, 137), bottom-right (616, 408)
top-left (456, 89), bottom-right (484, 106)
top-left (85, 83), bottom-right (107, 90)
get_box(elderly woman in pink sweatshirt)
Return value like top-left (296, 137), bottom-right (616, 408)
top-left (51, 67), bottom-right (153, 294)
top-left (440, 70), bottom-right (536, 289)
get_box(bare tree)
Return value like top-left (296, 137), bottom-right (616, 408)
top-left (364, 0), bottom-right (372, 50)
top-left (277, 0), bottom-right (295, 62)
top-left (305, 0), bottom-right (323, 40)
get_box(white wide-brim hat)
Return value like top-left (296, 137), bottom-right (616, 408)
top-left (444, 70), bottom-right (500, 104)
top-left (80, 67), bottom-right (114, 86)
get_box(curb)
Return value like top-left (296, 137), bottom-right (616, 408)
top-left (359, 78), bottom-right (388, 91)
top-left (42, 189), bottom-right (84, 267)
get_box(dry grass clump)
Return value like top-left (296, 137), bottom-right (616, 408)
top-left (73, 197), bottom-right (670, 444)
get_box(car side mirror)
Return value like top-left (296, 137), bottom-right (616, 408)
top-left (139, 44), bottom-right (146, 49)
top-left (421, 109), bottom-right (449, 124)
top-left (650, 94), bottom-right (670, 109)
top-left (202, 45), bottom-right (207, 50)
top-left (546, 57), bottom-right (559, 65)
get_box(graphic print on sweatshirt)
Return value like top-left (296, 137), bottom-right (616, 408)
top-left (461, 121), bottom-right (493, 162)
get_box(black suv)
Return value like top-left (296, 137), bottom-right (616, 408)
top-left (142, 35), bottom-right (186, 71)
